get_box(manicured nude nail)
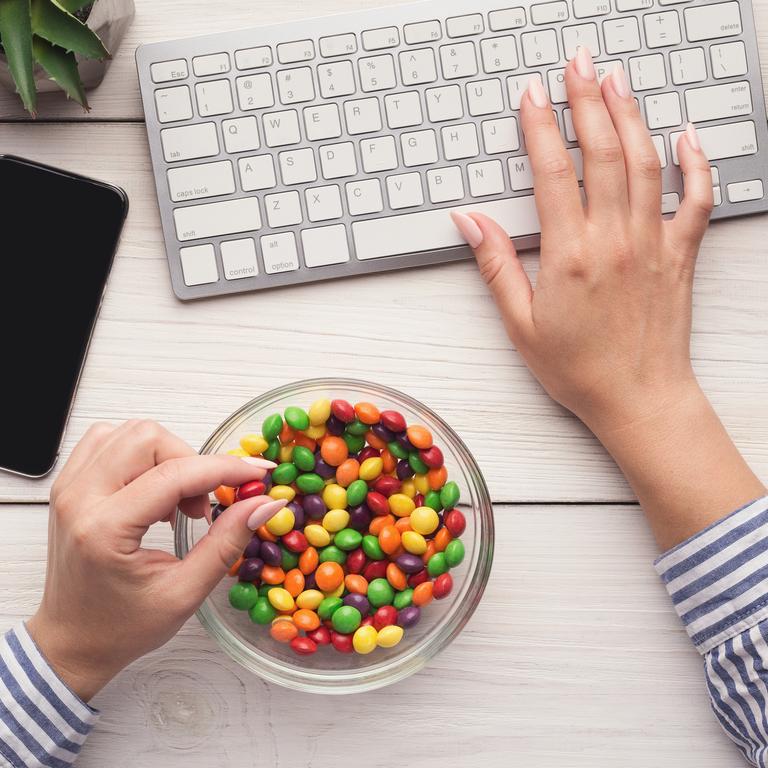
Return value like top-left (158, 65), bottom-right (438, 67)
top-left (247, 497), bottom-right (287, 530)
top-left (686, 122), bottom-right (701, 152)
top-left (574, 45), bottom-right (595, 80)
top-left (527, 76), bottom-right (549, 109)
top-left (611, 64), bottom-right (631, 98)
top-left (450, 211), bottom-right (484, 248)
top-left (241, 456), bottom-right (277, 469)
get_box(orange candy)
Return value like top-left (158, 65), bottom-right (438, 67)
top-left (261, 565), bottom-right (286, 585)
top-left (395, 517), bottom-right (412, 534)
top-left (256, 525), bottom-right (277, 542)
top-left (381, 448), bottom-right (396, 473)
top-left (434, 527), bottom-right (453, 552)
top-left (378, 525), bottom-right (401, 555)
top-left (422, 541), bottom-right (437, 564)
top-left (284, 568), bottom-right (305, 597)
top-left (369, 514), bottom-right (395, 536)
top-left (413, 581), bottom-right (434, 606)
top-left (320, 436), bottom-right (349, 467)
top-left (365, 430), bottom-right (387, 450)
top-left (214, 485), bottom-right (235, 506)
top-left (293, 433), bottom-right (316, 452)
top-left (293, 609), bottom-right (321, 632)
top-left (354, 401), bottom-right (381, 425)
top-left (427, 466), bottom-right (448, 491)
top-left (335, 458), bottom-right (360, 487)
top-left (270, 618), bottom-right (298, 643)
top-left (299, 546), bottom-right (319, 575)
top-left (386, 562), bottom-right (407, 591)
top-left (344, 574), bottom-right (369, 594)
top-left (228, 556), bottom-right (244, 577)
top-left (279, 422), bottom-right (295, 443)
top-left (406, 425), bottom-right (433, 449)
top-left (315, 561), bottom-right (344, 591)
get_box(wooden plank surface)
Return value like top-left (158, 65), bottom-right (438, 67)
top-left (0, 504), bottom-right (738, 767)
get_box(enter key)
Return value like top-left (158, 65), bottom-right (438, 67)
top-left (685, 81), bottom-right (753, 123)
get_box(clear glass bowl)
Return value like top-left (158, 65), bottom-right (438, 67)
top-left (175, 378), bottom-right (493, 694)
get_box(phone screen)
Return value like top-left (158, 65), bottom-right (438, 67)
top-left (0, 156), bottom-right (128, 477)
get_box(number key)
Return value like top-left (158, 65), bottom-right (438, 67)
top-left (480, 36), bottom-right (519, 73)
top-left (439, 42), bottom-right (479, 80)
top-left (520, 29), bottom-right (560, 67)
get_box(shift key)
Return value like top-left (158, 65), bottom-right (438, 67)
top-left (174, 197), bottom-right (261, 241)
top-left (671, 120), bottom-right (757, 164)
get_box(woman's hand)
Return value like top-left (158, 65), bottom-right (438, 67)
top-left (26, 420), bottom-right (285, 701)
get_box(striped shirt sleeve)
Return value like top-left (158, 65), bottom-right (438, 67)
top-left (655, 495), bottom-right (768, 767)
top-left (0, 623), bottom-right (98, 768)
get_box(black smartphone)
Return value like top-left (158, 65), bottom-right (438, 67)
top-left (0, 155), bottom-right (128, 478)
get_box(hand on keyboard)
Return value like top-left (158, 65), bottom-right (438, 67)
top-left (452, 47), bottom-right (713, 435)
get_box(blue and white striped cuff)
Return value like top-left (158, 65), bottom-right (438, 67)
top-left (0, 623), bottom-right (98, 768)
top-left (655, 496), bottom-right (768, 655)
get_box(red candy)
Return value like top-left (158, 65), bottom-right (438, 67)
top-left (444, 509), bottom-right (466, 537)
top-left (433, 572), bottom-right (453, 599)
top-left (236, 480), bottom-right (266, 501)
top-left (357, 446), bottom-right (380, 463)
top-left (372, 475), bottom-right (401, 497)
top-left (346, 548), bottom-right (367, 574)
top-left (290, 636), bottom-right (318, 655)
top-left (331, 631), bottom-right (354, 653)
top-left (360, 616), bottom-right (375, 628)
top-left (282, 530), bottom-right (309, 553)
top-left (331, 399), bottom-right (355, 423)
top-left (419, 445), bottom-right (444, 469)
top-left (373, 605), bottom-right (398, 630)
top-left (307, 626), bottom-right (332, 646)
top-left (363, 560), bottom-right (388, 582)
top-left (366, 491), bottom-right (390, 516)
top-left (408, 569), bottom-right (429, 588)
top-left (380, 410), bottom-right (407, 433)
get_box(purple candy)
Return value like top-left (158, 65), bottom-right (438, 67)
top-left (243, 537), bottom-right (262, 559)
top-left (397, 605), bottom-right (421, 628)
top-left (261, 472), bottom-right (273, 492)
top-left (348, 504), bottom-right (372, 531)
top-left (395, 459), bottom-right (414, 480)
top-left (395, 553), bottom-right (424, 574)
top-left (288, 500), bottom-right (305, 529)
top-left (303, 494), bottom-right (327, 519)
top-left (238, 557), bottom-right (264, 582)
top-left (304, 572), bottom-right (317, 590)
top-left (343, 593), bottom-right (370, 614)
top-left (325, 415), bottom-right (345, 436)
top-left (260, 541), bottom-right (282, 567)
top-left (211, 503), bottom-right (226, 522)
top-left (371, 422), bottom-right (395, 443)
top-left (396, 432), bottom-right (415, 452)
top-left (314, 458), bottom-right (337, 479)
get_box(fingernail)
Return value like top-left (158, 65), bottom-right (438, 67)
top-left (247, 497), bottom-right (287, 530)
top-left (527, 76), bottom-right (549, 109)
top-left (450, 211), bottom-right (484, 248)
top-left (686, 122), bottom-right (701, 152)
top-left (574, 46), bottom-right (595, 80)
top-left (611, 64), bottom-right (631, 98)
top-left (241, 456), bottom-right (277, 469)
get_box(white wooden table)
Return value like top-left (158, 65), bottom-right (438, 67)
top-left (2, 1), bottom-right (767, 765)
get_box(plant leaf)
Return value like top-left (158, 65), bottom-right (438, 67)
top-left (32, 35), bottom-right (89, 109)
top-left (0, 0), bottom-right (37, 115)
top-left (55, 0), bottom-right (93, 11)
top-left (30, 0), bottom-right (108, 59)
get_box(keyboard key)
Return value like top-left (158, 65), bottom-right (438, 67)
top-left (713, 186), bottom-right (722, 206)
top-left (603, 18), bottom-right (641, 54)
top-left (236, 74), bottom-right (275, 111)
top-left (711, 41), bottom-right (748, 79)
top-left (563, 108), bottom-right (577, 141)
top-left (521, 29), bottom-right (560, 66)
top-left (404, 20), bottom-right (442, 44)
top-left (222, 116), bottom-right (260, 153)
top-left (468, 159), bottom-right (505, 196)
top-left (180, 244), bottom-right (218, 286)
top-left (684, 2), bottom-right (742, 42)
top-left (278, 147), bottom-right (318, 185)
top-left (685, 81), bottom-right (752, 123)
top-left (362, 27), bottom-right (400, 50)
top-left (488, 7), bottom-right (527, 31)
top-left (192, 52), bottom-right (230, 76)
top-left (727, 180), bottom-right (764, 203)
top-left (670, 120), bottom-right (757, 164)
top-left (320, 33), bottom-right (358, 57)
top-left (562, 23), bottom-right (600, 59)
top-left (302, 224), bottom-right (351, 267)
top-left (531, 2), bottom-right (569, 25)
top-left (277, 67), bottom-right (315, 104)
top-left (386, 172), bottom-right (424, 208)
top-left (359, 54), bottom-right (397, 92)
top-left (265, 190), bottom-right (302, 227)
top-left (385, 91), bottom-right (423, 128)
top-left (401, 129), bottom-right (439, 166)
top-left (594, 59), bottom-right (622, 83)
top-left (305, 184), bottom-right (343, 222)
top-left (221, 238), bottom-right (258, 280)
top-left (629, 53), bottom-right (667, 91)
top-left (277, 39), bottom-right (315, 63)
top-left (482, 116), bottom-right (520, 153)
top-left (261, 232), bottom-right (299, 273)
top-left (661, 192), bottom-right (679, 214)
top-left (151, 59), bottom-right (188, 83)
top-left (467, 78), bottom-right (504, 115)
top-left (155, 85), bottom-right (192, 123)
top-left (670, 47), bottom-right (706, 85)
top-left (319, 141), bottom-right (358, 178)
top-left (167, 160), bottom-right (235, 202)
top-left (161, 122), bottom-right (218, 162)
top-left (441, 123), bottom-right (479, 160)
top-left (239, 155), bottom-right (277, 191)
top-left (547, 68), bottom-right (567, 104)
top-left (426, 166), bottom-right (465, 203)
top-left (507, 73), bottom-right (542, 109)
top-left (643, 11), bottom-right (681, 49)
top-left (235, 46), bottom-right (273, 70)
top-left (344, 97), bottom-right (382, 134)
top-left (439, 42), bottom-right (479, 79)
top-left (711, 167), bottom-right (720, 186)
top-left (195, 80), bottom-right (233, 116)
top-left (572, 0), bottom-right (610, 18)
top-left (303, 103), bottom-right (343, 141)
top-left (346, 178), bottom-right (384, 215)
top-left (644, 92), bottom-right (682, 129)
top-left (616, 0), bottom-right (652, 9)
top-left (352, 197), bottom-right (540, 260)
top-left (318, 61), bottom-right (356, 98)
top-left (263, 109), bottom-right (301, 147)
top-left (174, 197), bottom-right (261, 241)
top-left (480, 35), bottom-right (519, 73)
top-left (508, 154), bottom-right (534, 190)
top-left (652, 134), bottom-right (668, 167)
top-left (360, 136), bottom-right (398, 172)
top-left (447, 14), bottom-right (485, 37)
top-left (425, 84), bottom-right (463, 121)
top-left (399, 48), bottom-right (438, 84)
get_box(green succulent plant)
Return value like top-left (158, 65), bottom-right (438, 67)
top-left (0, 0), bottom-right (109, 115)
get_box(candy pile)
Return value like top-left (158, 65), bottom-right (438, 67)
top-left (215, 398), bottom-right (467, 657)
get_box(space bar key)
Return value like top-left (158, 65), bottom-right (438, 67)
top-left (352, 197), bottom-right (540, 261)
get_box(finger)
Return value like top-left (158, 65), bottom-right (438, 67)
top-left (667, 123), bottom-right (713, 259)
top-left (53, 421), bottom-right (116, 493)
top-left (519, 76), bottom-right (584, 244)
top-left (451, 211), bottom-right (534, 345)
top-left (174, 495), bottom-right (288, 605)
top-left (601, 64), bottom-right (662, 222)
top-left (565, 47), bottom-right (629, 221)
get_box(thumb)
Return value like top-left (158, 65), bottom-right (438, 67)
top-left (451, 210), bottom-right (534, 342)
top-left (177, 495), bottom-right (287, 604)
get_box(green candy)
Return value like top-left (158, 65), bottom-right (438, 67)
top-left (332, 605), bottom-right (362, 634)
top-left (367, 578), bottom-right (395, 607)
top-left (272, 462), bottom-right (299, 485)
top-left (258, 584), bottom-right (274, 597)
top-left (334, 528), bottom-right (363, 551)
top-left (346, 479), bottom-right (368, 507)
top-left (343, 433), bottom-right (365, 453)
top-left (292, 445), bottom-right (316, 472)
top-left (387, 440), bottom-right (409, 460)
top-left (248, 596), bottom-right (276, 624)
top-left (262, 413), bottom-right (283, 441)
top-left (445, 538), bottom-right (465, 568)
top-left (318, 596), bottom-right (343, 620)
top-left (440, 481), bottom-right (460, 509)
top-left (346, 418), bottom-right (369, 436)
top-left (296, 473), bottom-right (325, 494)
top-left (281, 546), bottom-right (299, 570)
top-left (393, 587), bottom-right (414, 610)
top-left (424, 490), bottom-right (443, 511)
top-left (408, 451), bottom-right (429, 474)
top-left (362, 534), bottom-right (385, 560)
top-left (263, 438), bottom-right (280, 462)
top-left (284, 406), bottom-right (310, 431)
top-left (427, 551), bottom-right (449, 577)
top-left (228, 582), bottom-right (259, 611)
top-left (319, 545), bottom-right (347, 564)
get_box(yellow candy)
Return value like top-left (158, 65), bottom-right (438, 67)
top-left (305, 424), bottom-right (327, 440)
top-left (359, 457), bottom-right (383, 481)
top-left (227, 447), bottom-right (249, 457)
top-left (304, 524), bottom-right (331, 547)
top-left (352, 625), bottom-right (378, 654)
top-left (323, 582), bottom-right (345, 599)
top-left (265, 507), bottom-right (295, 536)
top-left (323, 508), bottom-right (350, 532)
top-left (296, 589), bottom-right (324, 610)
top-left (401, 530), bottom-right (427, 555)
top-left (410, 506), bottom-right (440, 535)
top-left (413, 473), bottom-right (430, 495)
top-left (322, 483), bottom-right (347, 510)
top-left (377, 625), bottom-right (404, 648)
top-left (279, 444), bottom-right (294, 463)
top-left (389, 493), bottom-right (416, 518)
top-left (267, 587), bottom-right (294, 612)
top-left (239, 434), bottom-right (268, 455)
top-left (400, 479), bottom-right (417, 499)
top-left (308, 399), bottom-right (332, 426)
top-left (269, 484), bottom-right (296, 502)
